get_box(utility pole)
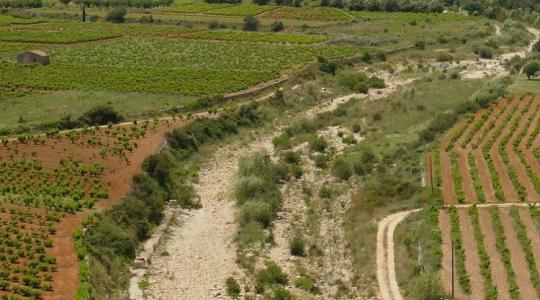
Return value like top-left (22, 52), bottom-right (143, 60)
top-left (451, 239), bottom-right (455, 298)
top-left (82, 4), bottom-right (86, 22)
top-left (429, 154), bottom-right (434, 194)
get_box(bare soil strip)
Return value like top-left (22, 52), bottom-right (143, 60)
top-left (478, 208), bottom-right (512, 300)
top-left (499, 207), bottom-right (537, 299)
top-left (457, 209), bottom-right (485, 299)
top-left (440, 128), bottom-right (458, 204)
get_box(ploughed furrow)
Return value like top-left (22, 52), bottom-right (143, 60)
top-left (472, 99), bottom-right (512, 203)
top-left (510, 97), bottom-right (540, 202)
top-left (457, 208), bottom-right (485, 298)
top-left (498, 207), bottom-right (536, 299)
top-left (484, 99), bottom-right (520, 202)
top-left (441, 125), bottom-right (459, 203)
top-left (499, 97), bottom-right (536, 202)
top-left (489, 207), bottom-right (521, 299)
top-left (478, 208), bottom-right (511, 300)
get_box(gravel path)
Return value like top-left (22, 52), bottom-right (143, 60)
top-left (145, 137), bottom-right (273, 300)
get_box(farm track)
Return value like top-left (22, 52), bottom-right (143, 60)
top-left (379, 204), bottom-right (540, 300)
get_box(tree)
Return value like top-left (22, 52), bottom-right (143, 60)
top-left (270, 20), bottom-right (284, 32)
top-left (524, 60), bottom-right (540, 80)
top-left (105, 6), bottom-right (127, 23)
top-left (243, 15), bottom-right (259, 31)
top-left (59, 0), bottom-right (70, 5)
top-left (253, 0), bottom-right (269, 4)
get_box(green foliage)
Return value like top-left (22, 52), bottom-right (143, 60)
top-left (294, 276), bottom-right (315, 291)
top-left (448, 207), bottom-right (471, 294)
top-left (332, 158), bottom-right (353, 180)
top-left (490, 207), bottom-right (519, 299)
top-left (243, 15), bottom-right (260, 31)
top-left (524, 60), bottom-right (540, 80)
top-left (271, 20), bottom-right (285, 32)
top-left (79, 105), bottom-right (124, 126)
top-left (105, 6), bottom-right (127, 23)
top-left (272, 286), bottom-right (293, 300)
top-left (406, 271), bottom-right (444, 300)
top-left (289, 234), bottom-right (305, 256)
top-left (468, 206), bottom-right (497, 299)
top-left (510, 207), bottom-right (540, 296)
top-left (256, 262), bottom-right (288, 286)
top-left (226, 277), bottom-right (241, 299)
top-left (308, 135), bottom-right (328, 153)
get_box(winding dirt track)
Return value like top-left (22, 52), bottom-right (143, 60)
top-left (377, 203), bottom-right (540, 300)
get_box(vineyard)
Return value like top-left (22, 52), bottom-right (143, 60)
top-left (434, 96), bottom-right (540, 204)
top-left (259, 6), bottom-right (353, 22)
top-left (0, 33), bottom-right (360, 96)
top-left (0, 116), bottom-right (187, 299)
top-left (439, 205), bottom-right (540, 299)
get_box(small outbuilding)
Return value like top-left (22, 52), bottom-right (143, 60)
top-left (16, 50), bottom-right (49, 65)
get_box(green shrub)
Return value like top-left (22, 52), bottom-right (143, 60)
top-left (309, 135), bottom-right (328, 153)
top-left (282, 151), bottom-right (301, 164)
top-left (332, 158), bottom-right (353, 180)
top-left (436, 52), bottom-right (453, 62)
top-left (225, 277), bottom-right (241, 299)
top-left (256, 262), bottom-right (288, 286)
top-left (235, 176), bottom-right (270, 204)
top-left (272, 134), bottom-right (292, 150)
top-left (243, 15), bottom-right (260, 31)
top-left (105, 6), bottom-right (127, 23)
top-left (314, 154), bottom-right (329, 169)
top-left (319, 184), bottom-right (333, 198)
top-left (289, 234), bottom-right (305, 256)
top-left (406, 271), bottom-right (444, 300)
top-left (294, 276), bottom-right (314, 291)
top-left (272, 287), bottom-right (293, 300)
top-left (239, 201), bottom-right (273, 228)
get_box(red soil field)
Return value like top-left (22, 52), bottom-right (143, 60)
top-left (436, 96), bottom-right (540, 204)
top-left (0, 115), bottom-right (202, 299)
top-left (440, 206), bottom-right (540, 300)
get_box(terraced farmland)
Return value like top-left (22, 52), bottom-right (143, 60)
top-left (0, 117), bottom-right (189, 299)
top-left (435, 96), bottom-right (540, 204)
top-left (439, 205), bottom-right (540, 299)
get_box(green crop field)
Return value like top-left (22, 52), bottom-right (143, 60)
top-left (204, 4), bottom-right (278, 16)
top-left (181, 30), bottom-right (327, 43)
top-left (260, 6), bottom-right (353, 22)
